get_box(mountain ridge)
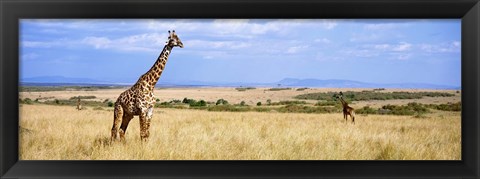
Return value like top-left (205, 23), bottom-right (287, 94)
top-left (21, 76), bottom-right (460, 89)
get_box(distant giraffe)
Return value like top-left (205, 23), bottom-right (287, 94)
top-left (76, 97), bottom-right (82, 110)
top-left (111, 30), bottom-right (183, 142)
top-left (336, 92), bottom-right (355, 124)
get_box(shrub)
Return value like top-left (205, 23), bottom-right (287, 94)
top-left (182, 98), bottom-right (198, 105)
top-left (190, 100), bottom-right (207, 107)
top-left (171, 99), bottom-right (182, 104)
top-left (270, 100), bottom-right (307, 105)
top-left (257, 102), bottom-right (262, 106)
top-left (277, 105), bottom-right (338, 114)
top-left (207, 105), bottom-right (249, 112)
top-left (240, 101), bottom-right (246, 106)
top-left (216, 99), bottom-right (229, 105)
top-left (355, 106), bottom-right (378, 115)
top-left (107, 101), bottom-right (114, 107)
top-left (266, 99), bottom-right (272, 105)
top-left (315, 100), bottom-right (338, 106)
top-left (268, 88), bottom-right (291, 91)
top-left (235, 87), bottom-right (256, 91)
top-left (426, 102), bottom-right (461, 111)
top-left (295, 91), bottom-right (454, 101)
top-left (380, 103), bottom-right (429, 116)
top-left (69, 96), bottom-right (96, 100)
top-left (21, 98), bottom-right (33, 104)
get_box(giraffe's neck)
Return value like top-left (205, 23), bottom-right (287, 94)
top-left (138, 45), bottom-right (172, 88)
top-left (339, 97), bottom-right (348, 107)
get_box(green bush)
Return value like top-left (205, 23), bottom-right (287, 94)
top-left (190, 100), bottom-right (207, 107)
top-left (270, 100), bottom-right (307, 106)
top-left (295, 91), bottom-right (454, 101)
top-left (315, 100), bottom-right (338, 106)
top-left (235, 87), bottom-right (256, 91)
top-left (69, 96), bottom-right (96, 100)
top-left (277, 105), bottom-right (338, 114)
top-left (216, 99), bottom-right (229, 105)
top-left (380, 103), bottom-right (429, 115)
top-left (355, 106), bottom-right (378, 114)
top-left (426, 102), bottom-right (461, 111)
top-left (268, 88), bottom-right (291, 91)
top-left (21, 98), bottom-right (34, 104)
top-left (182, 97), bottom-right (196, 104)
top-left (239, 101), bottom-right (246, 106)
top-left (257, 102), bottom-right (262, 106)
top-left (207, 105), bottom-right (250, 112)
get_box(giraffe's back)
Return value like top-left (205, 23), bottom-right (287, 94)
top-left (116, 86), bottom-right (156, 116)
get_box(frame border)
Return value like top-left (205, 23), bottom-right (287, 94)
top-left (1, 0), bottom-right (479, 178)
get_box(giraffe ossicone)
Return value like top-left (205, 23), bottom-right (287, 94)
top-left (110, 30), bottom-right (183, 142)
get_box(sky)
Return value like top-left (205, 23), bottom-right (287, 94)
top-left (20, 19), bottom-right (461, 86)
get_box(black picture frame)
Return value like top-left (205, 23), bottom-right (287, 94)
top-left (1, 0), bottom-right (479, 178)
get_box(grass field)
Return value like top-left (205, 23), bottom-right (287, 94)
top-left (19, 88), bottom-right (461, 160)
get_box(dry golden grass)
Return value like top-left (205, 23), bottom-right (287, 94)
top-left (20, 104), bottom-right (460, 160)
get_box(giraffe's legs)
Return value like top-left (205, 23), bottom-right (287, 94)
top-left (111, 103), bottom-right (123, 141)
top-left (351, 111), bottom-right (355, 124)
top-left (119, 113), bottom-right (134, 141)
top-left (139, 110), bottom-right (152, 141)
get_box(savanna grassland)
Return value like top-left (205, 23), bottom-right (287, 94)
top-left (19, 87), bottom-right (461, 160)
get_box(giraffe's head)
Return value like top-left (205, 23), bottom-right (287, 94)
top-left (334, 92), bottom-right (344, 100)
top-left (165, 30), bottom-right (184, 48)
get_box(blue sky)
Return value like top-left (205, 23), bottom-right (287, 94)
top-left (20, 19), bottom-right (461, 86)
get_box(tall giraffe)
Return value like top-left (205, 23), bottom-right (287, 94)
top-left (111, 30), bottom-right (183, 142)
top-left (336, 92), bottom-right (355, 124)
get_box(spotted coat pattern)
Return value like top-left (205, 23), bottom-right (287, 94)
top-left (111, 31), bottom-right (183, 141)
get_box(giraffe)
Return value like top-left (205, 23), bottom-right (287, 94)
top-left (111, 30), bottom-right (183, 142)
top-left (76, 97), bottom-right (82, 110)
top-left (336, 92), bottom-right (355, 124)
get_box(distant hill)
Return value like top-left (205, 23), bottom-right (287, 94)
top-left (276, 78), bottom-right (459, 89)
top-left (20, 76), bottom-right (460, 89)
top-left (21, 76), bottom-right (111, 84)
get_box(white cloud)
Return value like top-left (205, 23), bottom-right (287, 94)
top-left (81, 33), bottom-right (168, 52)
top-left (369, 42), bottom-right (412, 52)
top-left (349, 33), bottom-right (381, 42)
top-left (344, 49), bottom-right (379, 58)
top-left (392, 42), bottom-right (412, 52)
top-left (21, 53), bottom-right (40, 60)
top-left (22, 39), bottom-right (77, 49)
top-left (320, 20), bottom-right (338, 29)
top-left (314, 38), bottom-right (331, 43)
top-left (344, 42), bottom-right (413, 60)
top-left (286, 45), bottom-right (309, 54)
top-left (396, 53), bottom-right (411, 60)
top-left (82, 37), bottom-right (111, 49)
top-left (419, 41), bottom-right (460, 53)
top-left (365, 23), bottom-right (401, 30)
top-left (183, 40), bottom-right (251, 50)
